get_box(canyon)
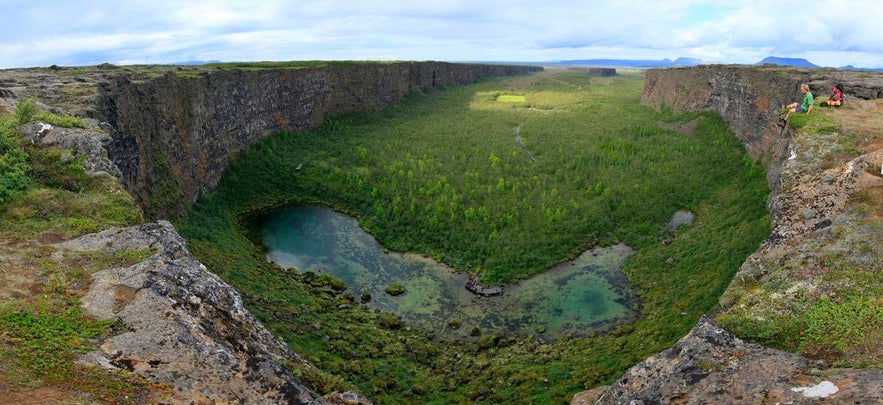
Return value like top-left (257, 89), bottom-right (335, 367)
top-left (2, 62), bottom-right (881, 403)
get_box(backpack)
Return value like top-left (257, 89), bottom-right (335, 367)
top-left (822, 83), bottom-right (845, 107)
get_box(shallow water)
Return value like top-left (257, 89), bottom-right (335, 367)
top-left (262, 205), bottom-right (637, 340)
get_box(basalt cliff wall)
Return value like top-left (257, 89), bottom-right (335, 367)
top-left (95, 62), bottom-right (541, 219)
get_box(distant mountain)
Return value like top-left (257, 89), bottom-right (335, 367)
top-left (553, 57), bottom-right (702, 68)
top-left (755, 57), bottom-right (819, 68)
top-left (839, 65), bottom-right (883, 72)
top-left (174, 60), bottom-right (223, 65)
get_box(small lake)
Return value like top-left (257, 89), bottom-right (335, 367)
top-left (261, 206), bottom-right (637, 340)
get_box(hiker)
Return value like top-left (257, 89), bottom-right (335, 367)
top-left (784, 83), bottom-right (813, 121)
top-left (820, 83), bottom-right (844, 107)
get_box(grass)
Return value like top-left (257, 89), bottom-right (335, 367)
top-left (0, 115), bottom-right (29, 202)
top-left (496, 94), bottom-right (527, 103)
top-left (0, 104), bottom-right (151, 401)
top-left (177, 68), bottom-right (771, 402)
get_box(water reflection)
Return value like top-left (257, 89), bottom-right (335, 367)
top-left (262, 205), bottom-right (636, 340)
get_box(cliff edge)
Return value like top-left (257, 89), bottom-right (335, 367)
top-left (580, 65), bottom-right (883, 403)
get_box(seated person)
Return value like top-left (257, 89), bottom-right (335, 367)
top-left (784, 83), bottom-right (813, 120)
top-left (821, 83), bottom-right (844, 107)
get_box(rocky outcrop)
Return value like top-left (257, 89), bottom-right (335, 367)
top-left (58, 221), bottom-right (327, 404)
top-left (596, 316), bottom-right (883, 404)
top-left (20, 120), bottom-right (121, 179)
top-left (94, 62), bottom-right (541, 219)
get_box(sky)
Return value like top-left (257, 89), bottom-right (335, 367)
top-left (2, 0), bottom-right (882, 69)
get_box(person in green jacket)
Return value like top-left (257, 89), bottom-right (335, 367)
top-left (784, 83), bottom-right (813, 121)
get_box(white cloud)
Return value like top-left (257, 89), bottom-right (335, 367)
top-left (1, 0), bottom-right (882, 68)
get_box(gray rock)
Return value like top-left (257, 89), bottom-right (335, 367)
top-left (62, 221), bottom-right (326, 404)
top-left (595, 316), bottom-right (883, 404)
top-left (19, 121), bottom-right (122, 179)
top-left (801, 208), bottom-right (817, 219)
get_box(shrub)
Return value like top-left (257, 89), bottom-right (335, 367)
top-left (0, 115), bottom-right (30, 201)
top-left (15, 98), bottom-right (38, 125)
top-left (379, 313), bottom-right (404, 329)
top-left (800, 296), bottom-right (883, 366)
top-left (26, 147), bottom-right (92, 191)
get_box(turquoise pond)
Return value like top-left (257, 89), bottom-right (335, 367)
top-left (261, 205), bottom-right (637, 340)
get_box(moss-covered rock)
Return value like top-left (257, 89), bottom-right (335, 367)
top-left (384, 283), bottom-right (405, 296)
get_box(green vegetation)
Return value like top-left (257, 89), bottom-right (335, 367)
top-left (719, 228), bottom-right (883, 368)
top-left (384, 283), bottom-right (406, 296)
top-left (0, 104), bottom-right (149, 400)
top-left (178, 69), bottom-right (770, 402)
top-left (496, 93), bottom-right (527, 103)
top-left (0, 124), bottom-right (29, 201)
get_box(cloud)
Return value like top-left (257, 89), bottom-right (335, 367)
top-left (1, 0), bottom-right (882, 68)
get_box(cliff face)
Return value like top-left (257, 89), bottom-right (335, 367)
top-left (643, 65), bottom-right (791, 168)
top-left (95, 62), bottom-right (541, 219)
top-left (589, 65), bottom-right (883, 403)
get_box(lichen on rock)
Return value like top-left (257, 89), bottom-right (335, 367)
top-left (63, 221), bottom-right (326, 404)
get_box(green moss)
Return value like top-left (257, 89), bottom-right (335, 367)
top-left (384, 283), bottom-right (405, 296)
top-left (144, 149), bottom-right (184, 219)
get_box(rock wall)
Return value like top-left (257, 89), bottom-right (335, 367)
top-left (564, 67), bottom-right (616, 76)
top-left (96, 62), bottom-right (541, 219)
top-left (642, 65), bottom-right (883, 244)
